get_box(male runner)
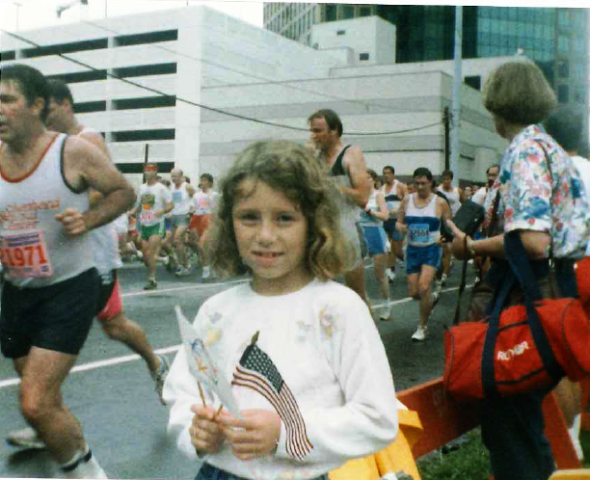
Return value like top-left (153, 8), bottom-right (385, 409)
top-left (0, 64), bottom-right (135, 478)
top-left (169, 168), bottom-right (196, 276)
top-left (188, 173), bottom-right (218, 280)
top-left (6, 77), bottom-right (171, 452)
top-left (436, 170), bottom-right (464, 287)
top-left (397, 167), bottom-right (451, 341)
top-left (131, 164), bottom-right (173, 290)
top-left (381, 165), bottom-right (407, 282)
top-left (308, 109), bottom-right (371, 306)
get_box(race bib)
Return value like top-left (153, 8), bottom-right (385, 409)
top-left (409, 223), bottom-right (430, 244)
top-left (0, 230), bottom-right (53, 278)
top-left (140, 210), bottom-right (157, 225)
top-left (172, 191), bottom-right (183, 205)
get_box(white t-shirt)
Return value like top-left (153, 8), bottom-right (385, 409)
top-left (471, 186), bottom-right (487, 206)
top-left (191, 190), bottom-right (218, 216)
top-left (137, 183), bottom-right (172, 227)
top-left (164, 279), bottom-right (398, 480)
top-left (572, 156), bottom-right (590, 256)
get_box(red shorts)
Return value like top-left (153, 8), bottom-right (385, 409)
top-left (189, 214), bottom-right (213, 237)
top-left (97, 277), bottom-right (123, 322)
top-left (576, 257), bottom-right (590, 310)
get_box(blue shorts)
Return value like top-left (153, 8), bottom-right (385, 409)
top-left (196, 464), bottom-right (329, 480)
top-left (406, 244), bottom-right (441, 275)
top-left (361, 224), bottom-right (388, 256)
top-left (383, 219), bottom-right (404, 241)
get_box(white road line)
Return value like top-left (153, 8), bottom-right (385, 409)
top-left (121, 278), bottom-right (247, 298)
top-left (0, 345), bottom-right (182, 390)
top-left (0, 283), bottom-right (472, 390)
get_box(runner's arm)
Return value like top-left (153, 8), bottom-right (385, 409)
top-left (342, 146), bottom-right (371, 209)
top-left (62, 136), bottom-right (136, 232)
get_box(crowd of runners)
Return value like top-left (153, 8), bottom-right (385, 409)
top-left (2, 59), bottom-right (589, 480)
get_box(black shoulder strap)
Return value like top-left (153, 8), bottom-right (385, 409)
top-left (329, 145), bottom-right (352, 177)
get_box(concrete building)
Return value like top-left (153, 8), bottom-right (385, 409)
top-left (1, 5), bottom-right (511, 188)
top-left (265, 5), bottom-right (590, 146)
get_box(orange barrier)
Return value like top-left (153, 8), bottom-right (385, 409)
top-left (543, 389), bottom-right (583, 469)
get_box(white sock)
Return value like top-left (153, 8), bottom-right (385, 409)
top-left (61, 445), bottom-right (108, 479)
top-left (568, 414), bottom-right (584, 461)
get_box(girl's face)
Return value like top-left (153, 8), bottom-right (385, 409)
top-left (232, 179), bottom-right (312, 296)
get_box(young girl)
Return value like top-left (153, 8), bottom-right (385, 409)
top-left (164, 141), bottom-right (398, 480)
top-left (359, 169), bottom-right (393, 321)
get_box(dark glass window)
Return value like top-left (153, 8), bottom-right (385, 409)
top-left (558, 61), bottom-right (569, 78)
top-left (47, 70), bottom-right (107, 83)
top-left (114, 30), bottom-right (177, 47)
top-left (111, 129), bottom-right (175, 142)
top-left (73, 101), bottom-right (107, 114)
top-left (359, 53), bottom-right (370, 61)
top-left (465, 75), bottom-right (481, 90)
top-left (360, 7), bottom-right (371, 17)
top-left (326, 4), bottom-right (336, 21)
top-left (342, 5), bottom-right (354, 20)
top-left (113, 63), bottom-right (177, 78)
top-left (113, 96), bottom-right (176, 110)
top-left (558, 85), bottom-right (569, 103)
top-left (21, 38), bottom-right (107, 58)
top-left (0, 51), bottom-right (15, 61)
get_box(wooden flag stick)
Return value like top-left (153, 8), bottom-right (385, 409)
top-left (197, 381), bottom-right (207, 407)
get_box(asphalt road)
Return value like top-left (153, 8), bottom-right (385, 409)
top-left (0, 258), bottom-right (475, 479)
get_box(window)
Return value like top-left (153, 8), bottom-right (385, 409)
top-left (113, 96), bottom-right (176, 111)
top-left (117, 162), bottom-right (173, 174)
top-left (360, 7), bottom-right (371, 17)
top-left (337, 30), bottom-right (346, 36)
top-left (21, 38), bottom-right (108, 58)
top-left (558, 61), bottom-right (569, 78)
top-left (558, 35), bottom-right (570, 55)
top-left (114, 30), bottom-right (177, 47)
top-left (47, 70), bottom-right (107, 83)
top-left (558, 9), bottom-right (571, 27)
top-left (111, 129), bottom-right (175, 142)
top-left (0, 51), bottom-right (15, 61)
top-left (342, 5), bottom-right (354, 20)
top-left (113, 63), bottom-right (177, 78)
top-left (558, 85), bottom-right (569, 103)
top-left (326, 4), bottom-right (336, 21)
top-left (73, 101), bottom-right (107, 114)
top-left (359, 53), bottom-right (370, 61)
top-left (465, 75), bottom-right (482, 90)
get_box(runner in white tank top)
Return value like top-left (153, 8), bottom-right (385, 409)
top-left (170, 168), bottom-right (196, 276)
top-left (381, 165), bottom-right (407, 283)
top-left (0, 66), bottom-right (134, 478)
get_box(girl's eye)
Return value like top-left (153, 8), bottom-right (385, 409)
top-left (236, 212), bottom-right (258, 222)
top-left (277, 213), bottom-right (295, 223)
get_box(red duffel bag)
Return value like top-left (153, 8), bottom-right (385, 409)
top-left (444, 232), bottom-right (590, 402)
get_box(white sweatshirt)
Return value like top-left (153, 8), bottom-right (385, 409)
top-left (164, 279), bottom-right (398, 480)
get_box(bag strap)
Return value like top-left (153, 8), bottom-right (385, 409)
top-left (504, 232), bottom-right (564, 384)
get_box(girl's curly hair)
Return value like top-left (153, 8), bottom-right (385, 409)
top-left (206, 140), bottom-right (354, 280)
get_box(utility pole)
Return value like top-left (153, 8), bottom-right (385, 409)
top-left (443, 107), bottom-right (450, 171)
top-left (450, 6), bottom-right (462, 186)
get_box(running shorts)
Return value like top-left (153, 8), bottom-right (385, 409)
top-left (405, 244), bottom-right (442, 275)
top-left (0, 268), bottom-right (99, 358)
top-left (96, 271), bottom-right (123, 323)
top-left (189, 214), bottom-right (213, 237)
top-left (360, 224), bottom-right (389, 256)
top-left (171, 214), bottom-right (189, 229)
top-left (140, 222), bottom-right (165, 241)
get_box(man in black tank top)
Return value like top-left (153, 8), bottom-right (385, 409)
top-left (308, 109), bottom-right (372, 309)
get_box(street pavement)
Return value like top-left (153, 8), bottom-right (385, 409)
top-left (0, 258), bottom-right (475, 479)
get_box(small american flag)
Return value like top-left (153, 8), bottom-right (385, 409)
top-left (231, 331), bottom-right (313, 461)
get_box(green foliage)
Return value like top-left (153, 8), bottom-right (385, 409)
top-left (417, 430), bottom-right (490, 480)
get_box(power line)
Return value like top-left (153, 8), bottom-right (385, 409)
top-left (81, 18), bottom-right (425, 115)
top-left (0, 28), bottom-right (442, 136)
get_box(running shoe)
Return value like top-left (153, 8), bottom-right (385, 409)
top-left (411, 326), bottom-right (427, 342)
top-left (175, 267), bottom-right (191, 277)
top-left (143, 279), bottom-right (157, 291)
top-left (379, 304), bottom-right (393, 321)
top-left (6, 427), bottom-right (45, 450)
top-left (432, 291), bottom-right (440, 308)
top-left (152, 354), bottom-right (171, 405)
top-left (441, 273), bottom-right (448, 287)
top-left (386, 270), bottom-right (396, 283)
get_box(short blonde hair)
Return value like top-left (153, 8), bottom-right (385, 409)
top-left (206, 141), bottom-right (353, 280)
top-left (482, 61), bottom-right (557, 125)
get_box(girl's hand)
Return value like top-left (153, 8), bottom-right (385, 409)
top-left (218, 409), bottom-right (282, 461)
top-left (189, 405), bottom-right (225, 454)
top-left (446, 219), bottom-right (471, 260)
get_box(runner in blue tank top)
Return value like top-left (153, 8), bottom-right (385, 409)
top-left (397, 167), bottom-right (451, 342)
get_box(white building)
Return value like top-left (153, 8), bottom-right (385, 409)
top-left (1, 5), bottom-right (512, 188)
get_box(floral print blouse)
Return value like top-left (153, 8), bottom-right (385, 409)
top-left (483, 124), bottom-right (590, 259)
